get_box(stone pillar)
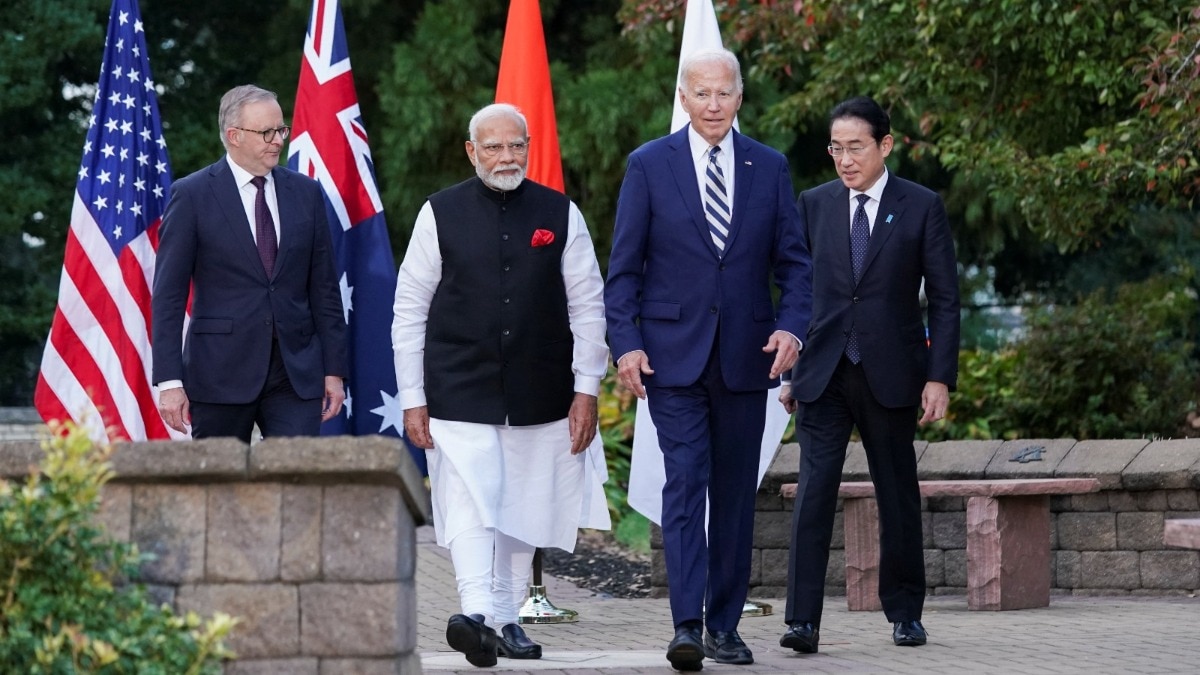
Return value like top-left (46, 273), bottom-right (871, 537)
top-left (966, 495), bottom-right (1050, 610)
top-left (843, 498), bottom-right (882, 611)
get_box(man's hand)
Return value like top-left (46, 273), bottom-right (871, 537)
top-left (158, 387), bottom-right (191, 433)
top-left (404, 406), bottom-right (434, 449)
top-left (778, 382), bottom-right (798, 414)
top-left (764, 330), bottom-right (800, 379)
top-left (616, 350), bottom-right (654, 400)
top-left (919, 381), bottom-right (950, 426)
top-left (321, 376), bottom-right (346, 422)
top-left (568, 393), bottom-right (598, 455)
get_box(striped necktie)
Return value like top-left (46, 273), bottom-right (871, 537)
top-left (704, 145), bottom-right (731, 254)
top-left (251, 176), bottom-right (277, 276)
top-left (845, 194), bottom-right (870, 364)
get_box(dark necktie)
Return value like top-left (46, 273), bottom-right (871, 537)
top-left (845, 194), bottom-right (870, 364)
top-left (251, 176), bottom-right (277, 276)
top-left (704, 146), bottom-right (731, 255)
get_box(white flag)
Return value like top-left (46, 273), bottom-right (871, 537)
top-left (627, 0), bottom-right (787, 525)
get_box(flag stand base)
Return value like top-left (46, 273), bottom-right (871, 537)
top-left (517, 585), bottom-right (579, 624)
top-left (742, 599), bottom-right (773, 617)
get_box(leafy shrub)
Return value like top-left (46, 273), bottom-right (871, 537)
top-left (0, 422), bottom-right (235, 673)
top-left (1006, 272), bottom-right (1198, 439)
top-left (918, 347), bottom-right (1021, 442)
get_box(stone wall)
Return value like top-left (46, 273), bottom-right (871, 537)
top-left (649, 438), bottom-right (1200, 599)
top-left (0, 434), bottom-right (431, 675)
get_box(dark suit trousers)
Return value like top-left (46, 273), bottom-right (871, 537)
top-left (785, 357), bottom-right (925, 627)
top-left (190, 338), bottom-right (321, 443)
top-left (647, 342), bottom-right (766, 632)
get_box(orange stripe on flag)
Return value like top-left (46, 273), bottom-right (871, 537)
top-left (495, 0), bottom-right (564, 193)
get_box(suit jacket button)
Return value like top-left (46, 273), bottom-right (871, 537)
top-left (852, 296), bottom-right (861, 303)
top-left (502, 329), bottom-right (511, 336)
top-left (710, 306), bottom-right (718, 314)
top-left (501, 233), bottom-right (510, 241)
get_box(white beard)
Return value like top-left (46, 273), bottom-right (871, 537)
top-left (477, 162), bottom-right (525, 192)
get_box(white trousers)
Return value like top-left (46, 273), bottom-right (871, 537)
top-left (449, 526), bottom-right (536, 626)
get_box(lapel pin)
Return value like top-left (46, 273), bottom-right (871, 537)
top-left (885, 213), bottom-right (894, 224)
top-left (744, 160), bottom-right (752, 165)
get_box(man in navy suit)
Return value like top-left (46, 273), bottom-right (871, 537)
top-left (605, 49), bottom-right (812, 670)
top-left (152, 85), bottom-right (347, 442)
top-left (778, 96), bottom-right (960, 653)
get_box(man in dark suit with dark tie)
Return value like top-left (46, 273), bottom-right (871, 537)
top-left (605, 49), bottom-right (812, 670)
top-left (152, 84), bottom-right (347, 442)
top-left (778, 95), bottom-right (960, 652)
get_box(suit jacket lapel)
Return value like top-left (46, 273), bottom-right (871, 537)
top-left (209, 160), bottom-right (270, 281)
top-left (270, 167), bottom-right (296, 280)
top-left (825, 183), bottom-right (856, 289)
top-left (666, 127), bottom-right (719, 258)
top-left (861, 178), bottom-right (906, 280)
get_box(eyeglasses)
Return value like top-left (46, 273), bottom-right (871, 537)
top-left (827, 144), bottom-right (871, 158)
top-left (235, 125), bottom-right (292, 143)
top-left (473, 141), bottom-right (529, 157)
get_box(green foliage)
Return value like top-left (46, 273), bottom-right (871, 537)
top-left (0, 422), bottom-right (236, 673)
top-left (613, 509), bottom-right (650, 555)
top-left (1006, 273), bottom-right (1199, 439)
top-left (918, 347), bottom-right (1020, 442)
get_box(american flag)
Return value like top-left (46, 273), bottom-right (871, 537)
top-left (34, 0), bottom-right (174, 442)
top-left (289, 0), bottom-right (423, 471)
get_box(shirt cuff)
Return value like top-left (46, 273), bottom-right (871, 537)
top-left (574, 375), bottom-right (602, 398)
top-left (156, 380), bottom-right (183, 391)
top-left (397, 388), bottom-right (427, 410)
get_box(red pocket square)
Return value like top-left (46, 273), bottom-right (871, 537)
top-left (531, 229), bottom-right (555, 247)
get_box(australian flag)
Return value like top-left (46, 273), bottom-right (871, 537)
top-left (288, 0), bottom-right (425, 473)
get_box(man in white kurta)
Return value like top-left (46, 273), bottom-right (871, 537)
top-left (392, 103), bottom-right (609, 667)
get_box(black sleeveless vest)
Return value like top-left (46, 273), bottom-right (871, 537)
top-left (424, 177), bottom-right (574, 425)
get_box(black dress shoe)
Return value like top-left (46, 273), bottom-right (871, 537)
top-left (666, 625), bottom-right (705, 671)
top-left (892, 620), bottom-right (928, 647)
top-left (446, 613), bottom-right (498, 667)
top-left (779, 622), bottom-right (820, 653)
top-left (497, 623), bottom-right (542, 659)
top-left (704, 629), bottom-right (753, 665)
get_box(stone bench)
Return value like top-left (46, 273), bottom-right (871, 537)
top-left (1164, 519), bottom-right (1200, 550)
top-left (781, 477), bottom-right (1101, 610)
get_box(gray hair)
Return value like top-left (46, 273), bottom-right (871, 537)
top-left (218, 85), bottom-right (278, 149)
top-left (678, 48), bottom-right (743, 93)
top-left (468, 103), bottom-right (528, 141)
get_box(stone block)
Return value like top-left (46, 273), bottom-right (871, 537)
top-left (747, 548), bottom-right (761, 586)
top-left (227, 659), bottom-right (318, 675)
top-left (985, 438), bottom-right (1075, 478)
top-left (1165, 518), bottom-right (1200, 549)
top-left (323, 485), bottom-right (401, 581)
top-left (97, 483), bottom-right (131, 543)
top-left (1167, 489), bottom-right (1200, 511)
top-left (1070, 492), bottom-right (1109, 512)
top-left (1139, 551), bottom-right (1200, 589)
top-left (1136, 490), bottom-right (1169, 511)
top-left (944, 549), bottom-right (967, 587)
top-left (207, 483), bottom-right (281, 581)
top-left (830, 510), bottom-right (844, 549)
top-left (250, 435), bottom-right (431, 524)
top-left (761, 443), bottom-right (800, 496)
top-left (144, 584), bottom-right (175, 608)
top-left (0, 440), bottom-right (47, 478)
top-left (1117, 512), bottom-right (1165, 551)
top-left (843, 497), bottom-right (881, 611)
top-left (827, 549), bottom-right (846, 587)
top-left (1056, 512), bottom-right (1116, 551)
top-left (916, 440), bottom-right (1003, 480)
top-left (925, 496), bottom-right (964, 512)
top-left (176, 583), bottom-right (299, 659)
top-left (1055, 550), bottom-right (1082, 589)
top-left (650, 523), bottom-right (663, 549)
top-left (1106, 491), bottom-right (1138, 512)
top-left (966, 494), bottom-right (1051, 610)
top-left (841, 440), bottom-right (928, 482)
top-left (397, 578), bottom-right (418, 653)
top-left (754, 490), bottom-right (787, 512)
top-left (1056, 439), bottom-right (1148, 490)
top-left (112, 438), bottom-right (248, 479)
top-left (931, 511), bottom-right (965, 549)
top-left (281, 485), bottom-right (323, 581)
top-left (1122, 439), bottom-right (1200, 490)
top-left (300, 583), bottom-right (401, 657)
top-left (318, 660), bottom-right (402, 675)
top-left (1079, 551), bottom-right (1140, 588)
top-left (760, 548), bottom-right (790, 586)
top-left (924, 548), bottom-right (945, 587)
top-left (131, 484), bottom-right (206, 583)
top-left (922, 511), bottom-right (934, 548)
top-left (752, 510), bottom-right (793, 549)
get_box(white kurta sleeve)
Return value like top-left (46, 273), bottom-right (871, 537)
top-left (561, 201), bottom-right (610, 397)
top-left (391, 201), bottom-right (441, 411)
